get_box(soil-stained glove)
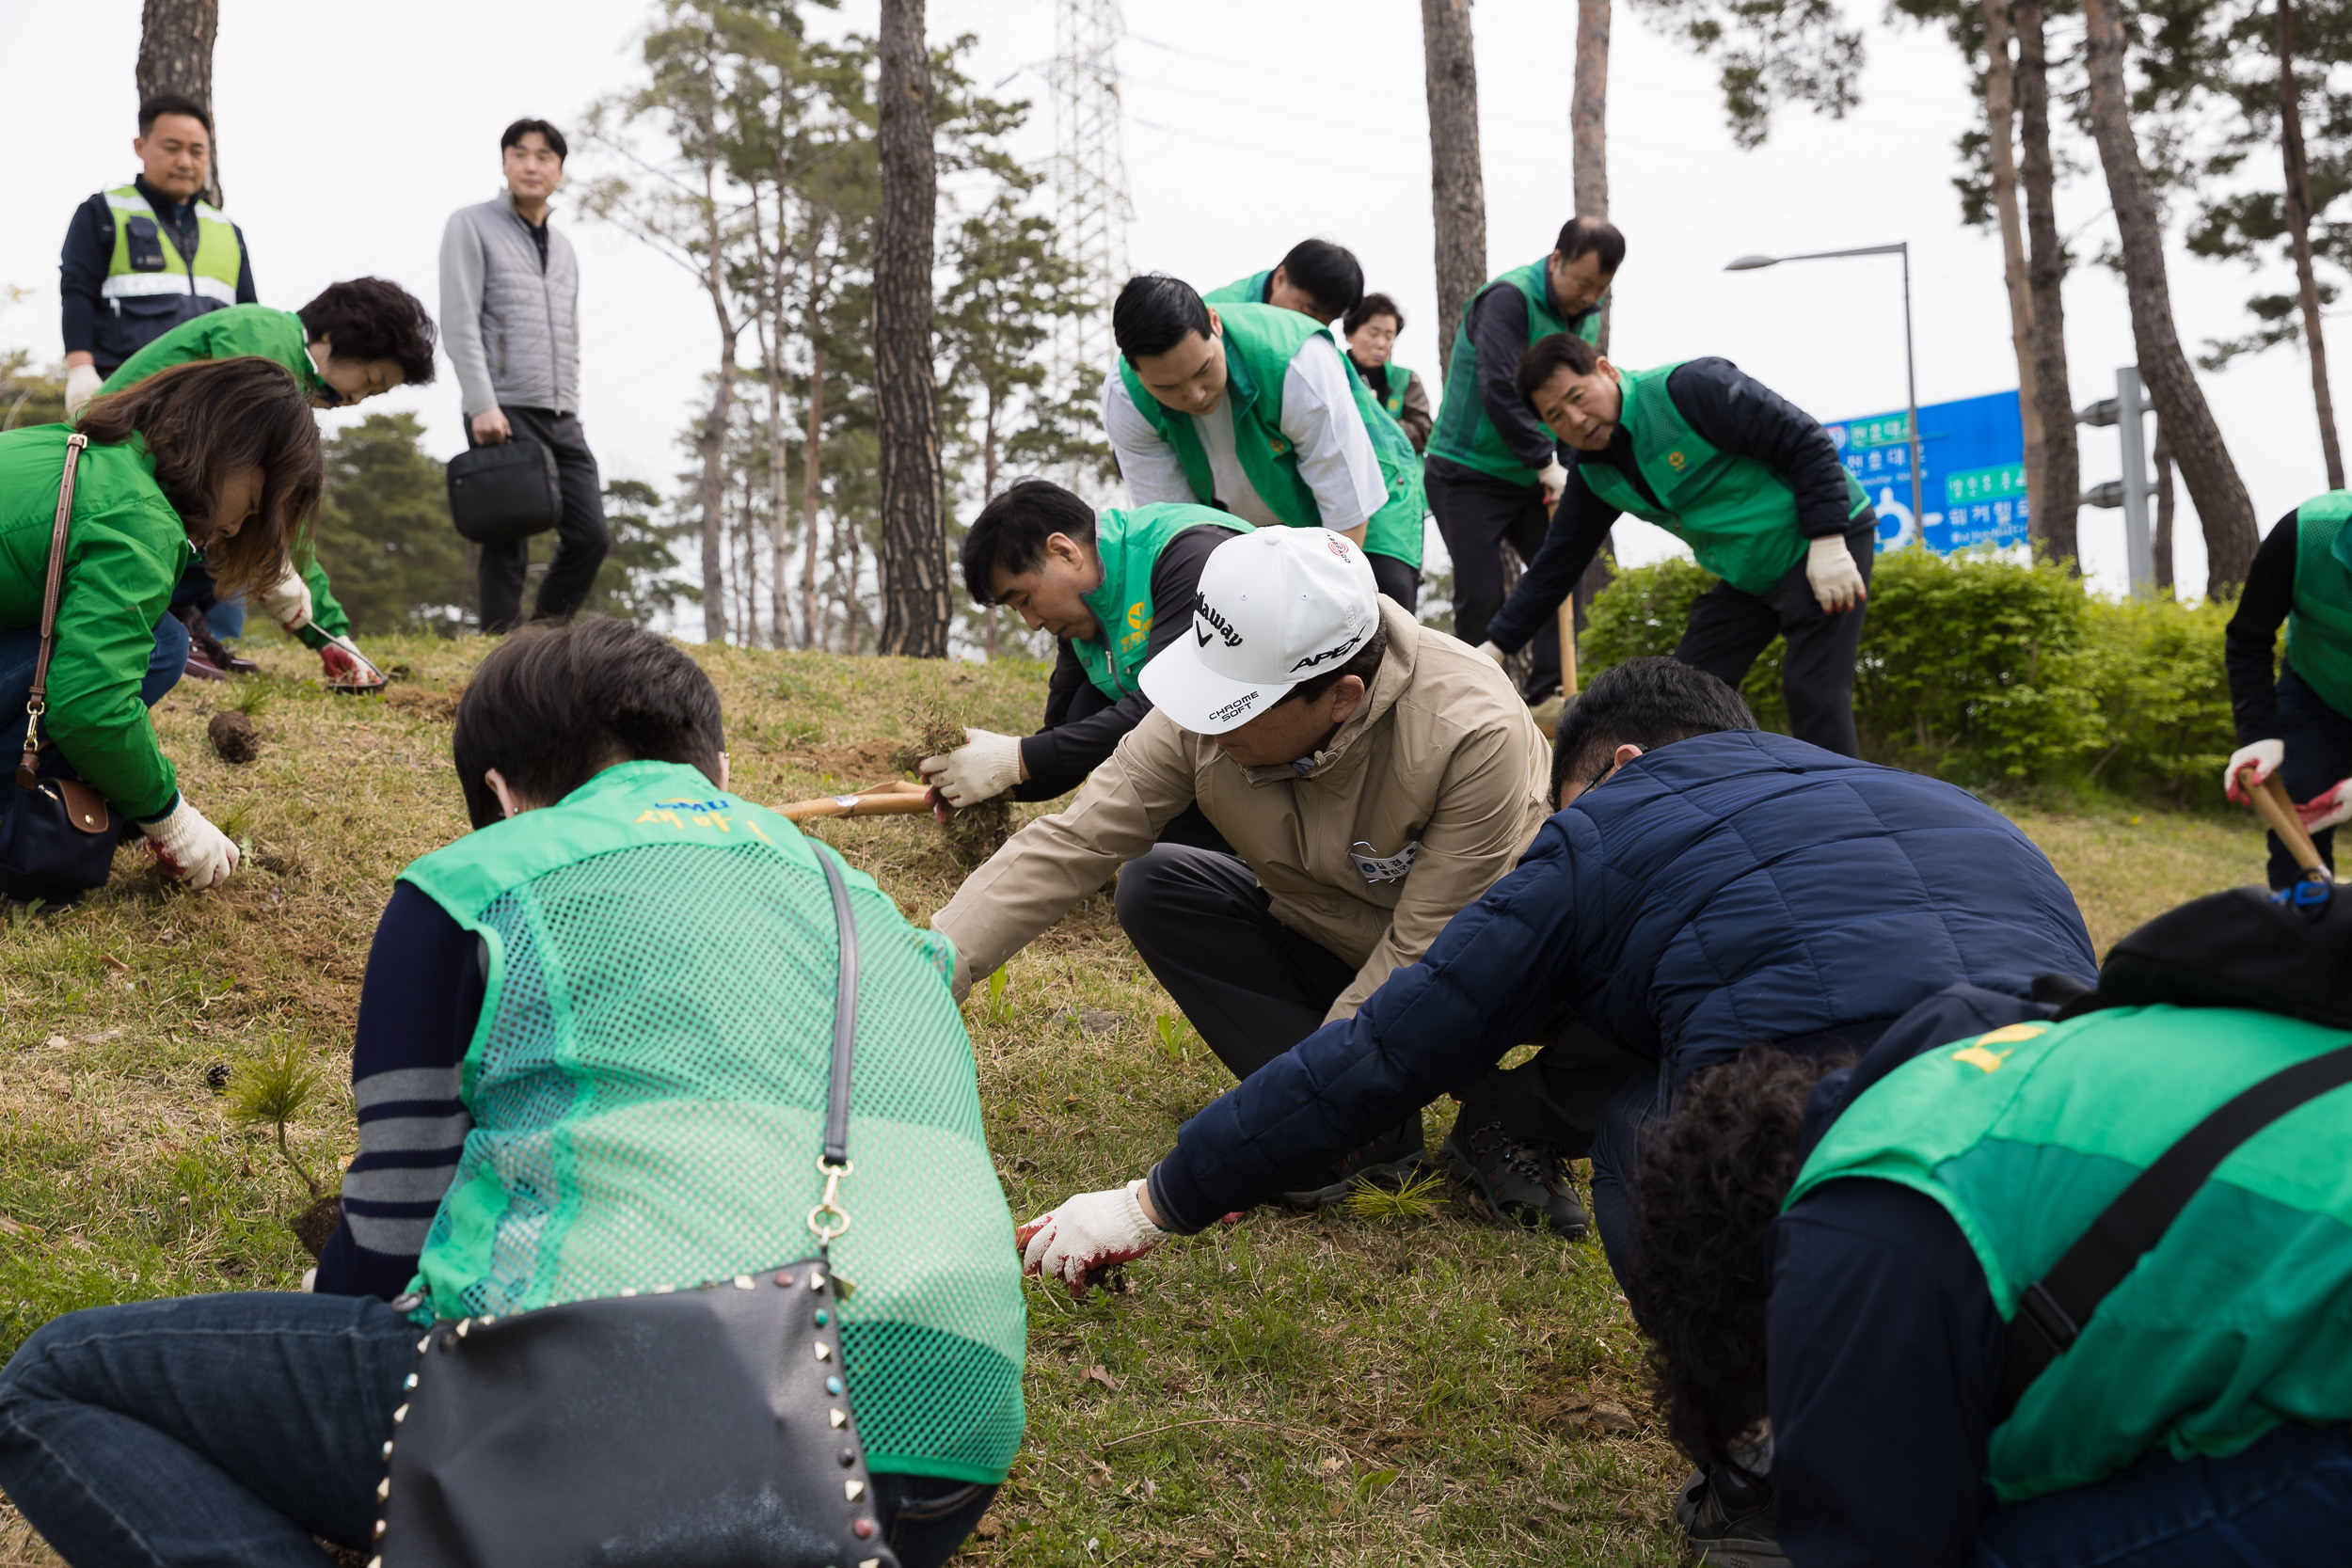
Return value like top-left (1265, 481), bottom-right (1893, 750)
top-left (139, 799), bottom-right (240, 890)
top-left (255, 562), bottom-right (314, 632)
top-left (1016, 1180), bottom-right (1170, 1298)
top-left (920, 728), bottom-right (1023, 808)
top-left (1537, 460), bottom-right (1569, 507)
top-left (2224, 739), bottom-right (2285, 804)
top-left (2296, 778), bottom-right (2352, 833)
top-left (64, 364), bottom-right (103, 418)
top-left (1805, 535), bottom-right (1867, 614)
top-left (317, 634), bottom-right (387, 692)
top-left (1472, 641), bottom-right (1505, 664)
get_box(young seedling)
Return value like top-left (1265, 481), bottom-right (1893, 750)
top-left (1338, 1165), bottom-right (1449, 1224)
top-left (226, 1033), bottom-right (322, 1198)
top-left (1152, 1012), bottom-right (1195, 1066)
top-left (981, 965), bottom-right (1014, 1024)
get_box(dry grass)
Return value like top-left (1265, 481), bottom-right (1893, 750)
top-left (0, 635), bottom-right (2273, 1566)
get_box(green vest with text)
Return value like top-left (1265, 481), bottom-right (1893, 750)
top-left (1116, 303), bottom-right (1421, 558)
top-left (1575, 362), bottom-right (1867, 597)
top-left (1788, 1004), bottom-right (2352, 1508)
top-left (1074, 504), bottom-right (1248, 702)
top-left (397, 760), bottom-right (1027, 1482)
top-left (2285, 491), bottom-right (2352, 719)
top-left (1428, 260), bottom-right (1599, 487)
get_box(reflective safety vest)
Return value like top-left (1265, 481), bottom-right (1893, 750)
top-left (2286, 491), bottom-right (2352, 720)
top-left (97, 184), bottom-right (240, 362)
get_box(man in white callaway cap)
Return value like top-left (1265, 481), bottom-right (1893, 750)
top-left (930, 527), bottom-right (1570, 1216)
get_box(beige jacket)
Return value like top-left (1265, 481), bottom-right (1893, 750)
top-left (931, 600), bottom-right (1553, 1022)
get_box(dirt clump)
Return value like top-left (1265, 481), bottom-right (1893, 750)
top-left (895, 703), bottom-right (1013, 867)
top-left (207, 710), bottom-right (260, 764)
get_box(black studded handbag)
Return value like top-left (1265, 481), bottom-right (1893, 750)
top-left (374, 845), bottom-right (902, 1568)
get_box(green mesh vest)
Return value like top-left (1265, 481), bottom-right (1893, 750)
top-left (1074, 504), bottom-right (1248, 702)
top-left (1428, 260), bottom-right (1599, 487)
top-left (1575, 362), bottom-right (1867, 597)
top-left (2286, 492), bottom-right (2352, 718)
top-left (398, 760), bottom-right (1026, 1483)
top-left (1788, 1004), bottom-right (2352, 1506)
top-left (1117, 302), bottom-right (1421, 558)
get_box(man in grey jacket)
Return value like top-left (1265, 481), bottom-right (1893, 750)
top-left (438, 118), bottom-right (609, 631)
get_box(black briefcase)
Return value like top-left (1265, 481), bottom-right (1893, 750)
top-left (446, 438), bottom-right (560, 545)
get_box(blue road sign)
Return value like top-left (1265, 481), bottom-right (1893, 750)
top-left (1824, 389), bottom-right (2028, 554)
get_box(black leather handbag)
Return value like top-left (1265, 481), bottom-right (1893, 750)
top-left (0, 434), bottom-right (124, 905)
top-left (375, 846), bottom-right (902, 1568)
top-left (445, 437), bottom-right (560, 546)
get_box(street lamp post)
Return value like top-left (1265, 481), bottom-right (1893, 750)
top-left (1725, 244), bottom-right (1923, 535)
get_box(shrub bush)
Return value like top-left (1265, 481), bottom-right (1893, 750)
top-left (1579, 548), bottom-right (2238, 803)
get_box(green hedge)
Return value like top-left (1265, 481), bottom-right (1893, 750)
top-left (1580, 549), bottom-right (2236, 805)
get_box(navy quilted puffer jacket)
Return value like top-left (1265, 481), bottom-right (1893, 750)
top-left (1147, 729), bottom-right (2096, 1232)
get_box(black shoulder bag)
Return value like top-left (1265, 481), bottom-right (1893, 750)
top-left (0, 434), bottom-right (125, 905)
top-left (445, 438), bottom-right (560, 546)
top-left (376, 846), bottom-right (902, 1568)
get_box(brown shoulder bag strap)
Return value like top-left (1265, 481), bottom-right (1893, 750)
top-left (18, 434), bottom-right (88, 784)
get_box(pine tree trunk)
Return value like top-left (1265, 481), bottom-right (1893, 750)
top-left (1573, 0), bottom-right (1611, 356)
top-left (1421, 0), bottom-right (1488, 379)
top-left (2278, 0), bottom-right (2346, 489)
top-left (696, 316), bottom-right (738, 645)
top-left (2082, 0), bottom-right (2260, 591)
top-left (1981, 0), bottom-right (2046, 529)
top-left (2016, 2), bottom-right (2079, 569)
top-left (874, 0), bottom-right (949, 657)
top-left (136, 0), bottom-right (221, 206)
top-left (799, 240), bottom-right (827, 651)
top-left (2153, 420), bottom-right (2176, 594)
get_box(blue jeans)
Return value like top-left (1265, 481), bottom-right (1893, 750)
top-left (0, 1291), bottom-right (997, 1568)
top-left (2272, 665), bottom-right (2352, 889)
top-left (1973, 1419), bottom-right (2352, 1565)
top-left (0, 617), bottom-right (189, 778)
top-left (1587, 1059), bottom-right (1667, 1288)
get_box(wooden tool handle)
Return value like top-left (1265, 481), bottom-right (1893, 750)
top-left (777, 784), bottom-right (937, 823)
top-left (1556, 598), bottom-right (1580, 698)
top-left (2250, 772), bottom-right (2328, 876)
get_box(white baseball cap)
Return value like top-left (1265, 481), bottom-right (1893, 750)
top-left (1139, 527), bottom-right (1381, 735)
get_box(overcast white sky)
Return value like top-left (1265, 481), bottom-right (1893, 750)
top-left (1, 0), bottom-right (2332, 602)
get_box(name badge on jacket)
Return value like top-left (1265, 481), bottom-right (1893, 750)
top-left (1350, 839), bottom-right (1420, 884)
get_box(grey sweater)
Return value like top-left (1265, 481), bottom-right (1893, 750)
top-left (438, 190), bottom-right (580, 416)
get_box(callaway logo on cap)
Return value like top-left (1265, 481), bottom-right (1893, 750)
top-left (1138, 527), bottom-right (1380, 735)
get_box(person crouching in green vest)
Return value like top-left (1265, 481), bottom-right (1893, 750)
top-left (1425, 217), bottom-right (1621, 703)
top-left (1622, 884), bottom-right (2352, 1566)
top-left (2223, 492), bottom-right (2352, 889)
top-left (0, 619), bottom-right (1026, 1565)
top-left (100, 281), bottom-right (437, 692)
top-left (922, 479), bottom-right (1245, 851)
top-left (1201, 238), bottom-right (1364, 325)
top-left (1103, 276), bottom-right (1426, 609)
top-left (1343, 292), bottom-right (1431, 454)
top-left (1479, 333), bottom-right (1876, 755)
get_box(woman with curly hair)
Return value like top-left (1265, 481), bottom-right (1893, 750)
top-left (0, 356), bottom-right (322, 889)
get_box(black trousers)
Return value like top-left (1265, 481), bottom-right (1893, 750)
top-left (1368, 550), bottom-right (1420, 614)
top-left (2272, 665), bottom-right (2352, 889)
top-left (1426, 458), bottom-right (1559, 700)
top-left (1676, 519), bottom-right (1876, 757)
top-left (469, 404), bottom-right (611, 632)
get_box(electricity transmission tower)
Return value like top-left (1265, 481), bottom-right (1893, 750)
top-left (1049, 0), bottom-right (1132, 388)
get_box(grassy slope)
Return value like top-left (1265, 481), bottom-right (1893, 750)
top-left (0, 638), bottom-right (2270, 1566)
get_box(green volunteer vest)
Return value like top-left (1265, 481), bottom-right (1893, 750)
top-left (1073, 504), bottom-right (1248, 702)
top-left (1353, 357), bottom-right (1415, 422)
top-left (1788, 1004), bottom-right (2352, 1507)
top-left (102, 184), bottom-right (242, 309)
top-left (398, 760), bottom-right (1026, 1483)
top-left (99, 304), bottom-right (323, 400)
top-left (1575, 361), bottom-right (1867, 597)
top-left (1117, 302), bottom-right (1419, 553)
top-left (1203, 269), bottom-right (1274, 308)
top-left (2285, 492), bottom-right (2352, 719)
top-left (1429, 260), bottom-right (1598, 487)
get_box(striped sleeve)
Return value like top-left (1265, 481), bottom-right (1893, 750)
top-left (312, 882), bottom-right (485, 1300)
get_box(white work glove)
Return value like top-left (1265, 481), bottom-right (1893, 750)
top-left (1805, 534), bottom-right (1867, 614)
top-left (919, 728), bottom-right (1023, 808)
top-left (2224, 739), bottom-right (2285, 805)
top-left (1472, 640), bottom-right (1505, 665)
top-left (318, 633), bottom-right (386, 690)
top-left (2296, 778), bottom-right (2352, 833)
top-left (1016, 1180), bottom-right (1170, 1298)
top-left (139, 798), bottom-right (240, 890)
top-left (255, 562), bottom-right (314, 632)
top-left (1537, 459), bottom-right (1569, 508)
top-left (64, 364), bottom-right (104, 418)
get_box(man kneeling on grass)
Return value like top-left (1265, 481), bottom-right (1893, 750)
top-left (0, 621), bottom-right (1024, 1568)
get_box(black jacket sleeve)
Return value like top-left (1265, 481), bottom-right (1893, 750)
top-left (1013, 523), bottom-right (1239, 798)
top-left (2225, 514), bottom-right (2300, 743)
top-left (59, 194), bottom-right (114, 357)
top-left (232, 223), bottom-right (258, 304)
top-left (1469, 285), bottom-right (1560, 472)
top-left (1484, 469), bottom-right (1621, 654)
top-left (1666, 358), bottom-right (1859, 538)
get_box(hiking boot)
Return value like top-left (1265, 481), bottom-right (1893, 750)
top-left (1675, 1466), bottom-right (1788, 1568)
top-left (1441, 1119), bottom-right (1591, 1238)
top-left (180, 642), bottom-right (230, 682)
top-left (178, 609), bottom-right (257, 675)
top-left (1279, 1117), bottom-right (1428, 1209)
